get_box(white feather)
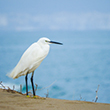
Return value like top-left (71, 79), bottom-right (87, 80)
top-left (7, 37), bottom-right (50, 79)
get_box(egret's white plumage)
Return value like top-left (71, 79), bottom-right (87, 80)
top-left (7, 37), bottom-right (62, 96)
top-left (8, 37), bottom-right (50, 79)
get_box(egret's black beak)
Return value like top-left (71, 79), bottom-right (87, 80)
top-left (49, 41), bottom-right (63, 45)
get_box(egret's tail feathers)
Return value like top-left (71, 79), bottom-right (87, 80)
top-left (7, 66), bottom-right (21, 79)
top-left (7, 66), bottom-right (28, 79)
top-left (7, 70), bottom-right (17, 79)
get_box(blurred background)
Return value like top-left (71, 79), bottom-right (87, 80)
top-left (0, 0), bottom-right (110, 103)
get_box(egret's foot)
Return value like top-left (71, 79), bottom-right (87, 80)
top-left (33, 96), bottom-right (37, 99)
top-left (26, 95), bottom-right (30, 98)
top-left (34, 95), bottom-right (46, 99)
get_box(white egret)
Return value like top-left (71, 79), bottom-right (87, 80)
top-left (7, 37), bottom-right (63, 97)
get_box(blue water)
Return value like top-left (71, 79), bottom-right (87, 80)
top-left (0, 30), bottom-right (110, 103)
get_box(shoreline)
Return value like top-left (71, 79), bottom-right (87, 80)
top-left (0, 88), bottom-right (110, 110)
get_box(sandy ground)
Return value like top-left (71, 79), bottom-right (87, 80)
top-left (0, 88), bottom-right (110, 110)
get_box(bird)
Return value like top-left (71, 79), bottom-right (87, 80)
top-left (7, 37), bottom-right (63, 97)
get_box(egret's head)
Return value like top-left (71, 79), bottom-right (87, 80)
top-left (38, 37), bottom-right (63, 45)
top-left (38, 37), bottom-right (50, 45)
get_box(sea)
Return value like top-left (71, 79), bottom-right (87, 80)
top-left (0, 30), bottom-right (110, 103)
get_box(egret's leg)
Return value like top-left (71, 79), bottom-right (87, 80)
top-left (31, 71), bottom-right (35, 96)
top-left (25, 73), bottom-right (28, 96)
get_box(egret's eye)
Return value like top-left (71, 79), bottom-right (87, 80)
top-left (45, 40), bottom-right (48, 42)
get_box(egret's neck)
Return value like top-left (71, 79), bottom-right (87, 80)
top-left (38, 43), bottom-right (50, 52)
